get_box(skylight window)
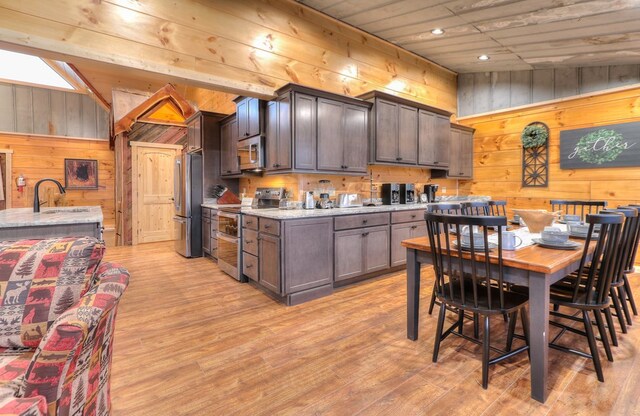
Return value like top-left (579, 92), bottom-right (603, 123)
top-left (0, 49), bottom-right (74, 90)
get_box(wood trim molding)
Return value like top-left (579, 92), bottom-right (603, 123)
top-left (457, 82), bottom-right (640, 121)
top-left (0, 131), bottom-right (108, 142)
top-left (114, 84), bottom-right (197, 136)
top-left (1, 150), bottom-right (12, 209)
top-left (129, 141), bottom-right (183, 150)
top-left (67, 63), bottom-right (111, 111)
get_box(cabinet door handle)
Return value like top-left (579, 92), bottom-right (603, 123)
top-left (396, 157), bottom-right (403, 161)
top-left (246, 264), bottom-right (253, 268)
top-left (411, 225), bottom-right (418, 229)
top-left (434, 161), bottom-right (439, 164)
top-left (411, 214), bottom-right (416, 218)
top-left (459, 172), bottom-right (464, 175)
top-left (362, 219), bottom-right (368, 224)
top-left (245, 221), bottom-right (253, 225)
top-left (245, 240), bottom-right (253, 244)
top-left (264, 224), bottom-right (271, 229)
top-left (362, 232), bottom-right (369, 237)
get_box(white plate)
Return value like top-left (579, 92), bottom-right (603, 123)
top-left (452, 239), bottom-right (498, 251)
top-left (532, 238), bottom-right (581, 250)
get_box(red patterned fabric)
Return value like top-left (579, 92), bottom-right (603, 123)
top-left (22, 263), bottom-right (129, 416)
top-left (0, 387), bottom-right (46, 416)
top-left (0, 238), bottom-right (105, 348)
top-left (0, 348), bottom-right (34, 393)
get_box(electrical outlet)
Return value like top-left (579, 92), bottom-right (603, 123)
top-left (441, 187), bottom-right (447, 194)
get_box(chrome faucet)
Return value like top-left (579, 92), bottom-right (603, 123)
top-left (33, 178), bottom-right (66, 212)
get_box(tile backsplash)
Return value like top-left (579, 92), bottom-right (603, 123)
top-left (238, 166), bottom-right (460, 200)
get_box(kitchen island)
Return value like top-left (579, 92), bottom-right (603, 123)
top-left (203, 201), bottom-right (488, 305)
top-left (0, 206), bottom-right (104, 241)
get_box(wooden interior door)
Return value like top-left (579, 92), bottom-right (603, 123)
top-left (132, 143), bottom-right (181, 244)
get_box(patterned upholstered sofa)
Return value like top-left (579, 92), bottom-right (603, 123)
top-left (0, 237), bottom-right (129, 416)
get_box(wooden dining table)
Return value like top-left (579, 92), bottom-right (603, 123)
top-left (402, 233), bottom-right (595, 403)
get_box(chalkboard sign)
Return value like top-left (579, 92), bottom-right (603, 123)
top-left (560, 121), bottom-right (640, 169)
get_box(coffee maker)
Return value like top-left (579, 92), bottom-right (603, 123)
top-left (381, 183), bottom-right (400, 205)
top-left (424, 184), bottom-right (439, 203)
top-left (400, 184), bottom-right (416, 204)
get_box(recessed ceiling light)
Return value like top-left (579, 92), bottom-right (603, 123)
top-left (431, 28), bottom-right (445, 35)
top-left (478, 54), bottom-right (490, 61)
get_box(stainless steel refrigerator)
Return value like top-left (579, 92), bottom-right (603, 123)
top-left (173, 152), bottom-right (203, 257)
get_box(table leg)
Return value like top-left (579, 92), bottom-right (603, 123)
top-left (528, 273), bottom-right (550, 403)
top-left (407, 248), bottom-right (420, 341)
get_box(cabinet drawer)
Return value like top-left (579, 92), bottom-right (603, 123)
top-left (259, 218), bottom-right (280, 236)
top-left (334, 213), bottom-right (389, 231)
top-left (391, 209), bottom-right (425, 224)
top-left (243, 229), bottom-right (258, 256)
top-left (202, 208), bottom-right (211, 219)
top-left (243, 253), bottom-right (258, 281)
top-left (242, 215), bottom-right (258, 230)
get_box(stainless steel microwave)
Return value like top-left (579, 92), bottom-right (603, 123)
top-left (237, 136), bottom-right (264, 171)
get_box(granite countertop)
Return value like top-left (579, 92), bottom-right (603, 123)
top-left (202, 196), bottom-right (492, 220)
top-left (0, 206), bottom-right (104, 228)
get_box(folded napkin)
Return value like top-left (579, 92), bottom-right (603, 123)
top-left (512, 209), bottom-right (561, 233)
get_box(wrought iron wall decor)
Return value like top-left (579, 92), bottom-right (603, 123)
top-left (521, 122), bottom-right (549, 187)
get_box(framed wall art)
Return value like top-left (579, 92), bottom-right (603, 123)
top-left (64, 159), bottom-right (98, 189)
top-left (560, 121), bottom-right (640, 169)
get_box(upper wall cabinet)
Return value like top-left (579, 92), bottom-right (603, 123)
top-left (186, 113), bottom-right (202, 152)
top-left (234, 96), bottom-right (263, 139)
top-left (265, 84), bottom-right (371, 175)
top-left (220, 114), bottom-right (241, 177)
top-left (433, 123), bottom-right (475, 179)
top-left (357, 91), bottom-right (452, 168)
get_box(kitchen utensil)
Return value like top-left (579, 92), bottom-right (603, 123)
top-left (210, 184), bottom-right (241, 205)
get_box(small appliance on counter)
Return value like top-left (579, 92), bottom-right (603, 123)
top-left (336, 193), bottom-right (363, 208)
top-left (316, 193), bottom-right (334, 209)
top-left (252, 187), bottom-right (286, 209)
top-left (424, 184), bottom-right (439, 203)
top-left (400, 184), bottom-right (416, 204)
top-left (381, 183), bottom-right (400, 205)
top-left (303, 191), bottom-right (315, 210)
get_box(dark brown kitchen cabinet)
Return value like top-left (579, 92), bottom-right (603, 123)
top-left (259, 233), bottom-right (281, 294)
top-left (293, 93), bottom-right (316, 170)
top-left (186, 115), bottom-right (202, 152)
top-left (220, 115), bottom-right (241, 176)
top-left (391, 221), bottom-right (427, 266)
top-left (317, 99), bottom-right (368, 173)
top-left (234, 96), bottom-right (262, 139)
top-left (334, 225), bottom-right (390, 282)
top-left (266, 84), bottom-right (370, 175)
top-left (202, 216), bottom-right (211, 254)
top-left (434, 123), bottom-right (474, 179)
top-left (265, 98), bottom-right (292, 171)
top-left (358, 90), bottom-right (452, 167)
top-left (398, 105), bottom-right (418, 164)
top-left (283, 218), bottom-right (333, 293)
top-left (418, 111), bottom-right (450, 168)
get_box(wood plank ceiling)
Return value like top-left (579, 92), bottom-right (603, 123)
top-left (297, 0), bottom-right (640, 73)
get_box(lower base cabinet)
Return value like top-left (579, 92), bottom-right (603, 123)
top-left (259, 233), bottom-right (281, 293)
top-left (335, 225), bottom-right (390, 282)
top-left (391, 221), bottom-right (427, 266)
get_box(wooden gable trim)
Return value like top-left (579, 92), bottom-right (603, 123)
top-left (113, 84), bottom-right (196, 136)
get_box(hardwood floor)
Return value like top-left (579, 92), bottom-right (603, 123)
top-left (105, 242), bottom-right (640, 415)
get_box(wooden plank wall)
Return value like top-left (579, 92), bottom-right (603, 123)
top-left (458, 65), bottom-right (640, 116)
top-left (0, 0), bottom-right (457, 113)
top-left (0, 132), bottom-right (115, 227)
top-left (0, 82), bottom-right (109, 139)
top-left (458, 86), bottom-right (640, 215)
top-left (238, 166), bottom-right (461, 201)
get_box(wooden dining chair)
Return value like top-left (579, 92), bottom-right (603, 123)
top-left (461, 201), bottom-right (490, 216)
top-left (424, 212), bottom-right (529, 388)
top-left (550, 200), bottom-right (607, 220)
top-left (599, 208), bottom-right (640, 336)
top-left (624, 204), bottom-right (640, 318)
top-left (427, 203), bottom-right (462, 315)
top-left (548, 213), bottom-right (623, 382)
top-left (488, 200), bottom-right (507, 216)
